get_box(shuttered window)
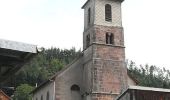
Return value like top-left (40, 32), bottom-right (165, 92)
top-left (105, 4), bottom-right (112, 22)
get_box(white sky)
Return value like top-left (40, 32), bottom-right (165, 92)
top-left (0, 0), bottom-right (170, 68)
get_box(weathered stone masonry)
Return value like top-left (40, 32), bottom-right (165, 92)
top-left (82, 25), bottom-right (127, 100)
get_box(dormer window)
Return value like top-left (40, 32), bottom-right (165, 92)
top-left (106, 33), bottom-right (114, 45)
top-left (105, 4), bottom-right (112, 22)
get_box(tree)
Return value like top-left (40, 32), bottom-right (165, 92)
top-left (13, 84), bottom-right (34, 100)
top-left (14, 47), bottom-right (81, 87)
top-left (48, 59), bottom-right (64, 76)
top-left (127, 60), bottom-right (170, 89)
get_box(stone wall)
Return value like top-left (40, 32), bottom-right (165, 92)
top-left (32, 81), bottom-right (55, 100)
top-left (94, 25), bottom-right (124, 46)
top-left (92, 94), bottom-right (117, 100)
top-left (83, 0), bottom-right (95, 31)
top-left (55, 58), bottom-right (84, 100)
top-left (83, 46), bottom-right (93, 94)
top-left (90, 44), bottom-right (127, 100)
top-left (83, 26), bottom-right (95, 49)
top-left (82, 23), bottom-right (127, 100)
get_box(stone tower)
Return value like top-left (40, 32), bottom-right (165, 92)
top-left (82, 0), bottom-right (127, 100)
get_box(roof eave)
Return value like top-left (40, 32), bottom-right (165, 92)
top-left (81, 0), bottom-right (90, 9)
top-left (129, 86), bottom-right (170, 93)
top-left (82, 0), bottom-right (124, 9)
top-left (30, 79), bottom-right (53, 94)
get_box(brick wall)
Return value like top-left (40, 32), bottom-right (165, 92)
top-left (82, 24), bottom-right (127, 100)
top-left (94, 25), bottom-right (124, 46)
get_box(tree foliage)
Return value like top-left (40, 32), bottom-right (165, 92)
top-left (13, 47), bottom-right (81, 99)
top-left (13, 84), bottom-right (34, 100)
top-left (15, 47), bottom-right (82, 87)
top-left (127, 61), bottom-right (170, 89)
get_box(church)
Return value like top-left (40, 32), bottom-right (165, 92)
top-left (31, 0), bottom-right (170, 100)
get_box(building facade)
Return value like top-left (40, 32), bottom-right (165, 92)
top-left (32, 80), bottom-right (55, 100)
top-left (32, 0), bottom-right (137, 100)
top-left (116, 86), bottom-right (170, 100)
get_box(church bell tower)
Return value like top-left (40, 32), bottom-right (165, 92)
top-left (82, 0), bottom-right (127, 100)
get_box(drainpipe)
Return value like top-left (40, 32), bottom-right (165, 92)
top-left (49, 79), bottom-right (55, 100)
top-left (53, 80), bottom-right (55, 100)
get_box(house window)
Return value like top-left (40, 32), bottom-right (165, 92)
top-left (106, 33), bottom-right (114, 44)
top-left (41, 95), bottom-right (43, 100)
top-left (86, 34), bottom-right (90, 48)
top-left (88, 8), bottom-right (91, 24)
top-left (105, 4), bottom-right (112, 22)
top-left (46, 91), bottom-right (49, 100)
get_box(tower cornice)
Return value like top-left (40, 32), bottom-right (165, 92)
top-left (82, 0), bottom-right (124, 9)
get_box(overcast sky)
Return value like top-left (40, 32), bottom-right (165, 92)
top-left (0, 0), bottom-right (170, 68)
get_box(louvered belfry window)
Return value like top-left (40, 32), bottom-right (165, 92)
top-left (88, 8), bottom-right (91, 24)
top-left (106, 33), bottom-right (114, 45)
top-left (105, 4), bottom-right (112, 22)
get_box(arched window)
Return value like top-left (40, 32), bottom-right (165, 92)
top-left (106, 33), bottom-right (114, 44)
top-left (41, 95), bottom-right (43, 100)
top-left (70, 84), bottom-right (81, 100)
top-left (46, 91), bottom-right (50, 100)
top-left (71, 84), bottom-right (80, 91)
top-left (36, 98), bottom-right (38, 100)
top-left (105, 4), bottom-right (112, 22)
top-left (88, 8), bottom-right (91, 24)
